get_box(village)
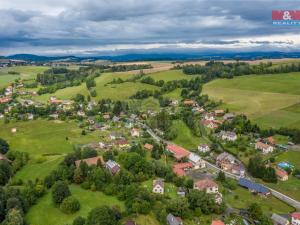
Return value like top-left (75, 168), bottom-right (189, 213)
top-left (1, 76), bottom-right (300, 225)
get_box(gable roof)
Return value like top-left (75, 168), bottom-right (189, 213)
top-left (166, 213), bottom-right (182, 225)
top-left (173, 162), bottom-right (194, 176)
top-left (75, 156), bottom-right (104, 167)
top-left (238, 178), bottom-right (270, 194)
top-left (153, 179), bottom-right (164, 188)
top-left (188, 153), bottom-right (201, 163)
top-left (144, 143), bottom-right (153, 150)
top-left (292, 212), bottom-right (300, 220)
top-left (166, 144), bottom-right (190, 160)
top-left (271, 213), bottom-right (289, 225)
top-left (105, 160), bottom-right (120, 175)
top-left (275, 168), bottom-right (288, 178)
top-left (195, 179), bottom-right (218, 190)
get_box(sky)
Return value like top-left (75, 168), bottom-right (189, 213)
top-left (0, 0), bottom-right (300, 56)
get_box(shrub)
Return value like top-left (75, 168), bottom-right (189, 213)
top-left (60, 196), bottom-right (80, 214)
top-left (52, 181), bottom-right (71, 204)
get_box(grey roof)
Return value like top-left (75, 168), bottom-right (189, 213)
top-left (271, 213), bottom-right (289, 225)
top-left (166, 213), bottom-right (182, 225)
top-left (239, 178), bottom-right (270, 195)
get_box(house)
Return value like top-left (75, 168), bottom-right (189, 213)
top-left (177, 187), bottom-right (187, 197)
top-left (238, 178), bottom-right (271, 196)
top-left (166, 144), bottom-right (190, 161)
top-left (223, 113), bottom-right (235, 120)
top-left (255, 141), bottom-right (274, 154)
top-left (211, 220), bottom-right (225, 225)
top-left (271, 213), bottom-right (290, 225)
top-left (201, 120), bottom-right (219, 129)
top-left (220, 131), bottom-right (237, 141)
top-left (170, 99), bottom-right (179, 106)
top-left (166, 213), bottom-right (183, 225)
top-left (74, 156), bottom-right (104, 167)
top-left (49, 114), bottom-right (59, 119)
top-left (292, 213), bottom-right (300, 225)
top-left (77, 111), bottom-right (86, 117)
top-left (103, 113), bottom-right (110, 120)
top-left (131, 128), bottom-right (140, 137)
top-left (216, 152), bottom-right (245, 176)
top-left (173, 162), bottom-right (194, 177)
top-left (153, 179), bottom-right (164, 194)
top-left (275, 168), bottom-right (289, 181)
top-left (0, 97), bottom-right (12, 104)
top-left (144, 143), bottom-right (153, 151)
top-left (183, 99), bottom-right (195, 106)
top-left (188, 153), bottom-right (205, 169)
top-left (194, 179), bottom-right (219, 194)
top-left (112, 116), bottom-right (120, 122)
top-left (11, 128), bottom-right (17, 133)
top-left (204, 113), bottom-right (215, 121)
top-left (27, 113), bottom-right (34, 120)
top-left (105, 160), bottom-right (120, 175)
top-left (214, 109), bottom-right (225, 116)
top-left (116, 139), bottom-right (130, 149)
top-left (198, 144), bottom-right (210, 153)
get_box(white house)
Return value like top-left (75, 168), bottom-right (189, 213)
top-left (198, 144), bottom-right (210, 153)
top-left (255, 142), bottom-right (274, 154)
top-left (194, 179), bottom-right (219, 194)
top-left (153, 179), bottom-right (164, 194)
top-left (220, 131), bottom-right (237, 141)
top-left (292, 213), bottom-right (300, 225)
top-left (188, 153), bottom-right (206, 169)
top-left (131, 128), bottom-right (140, 137)
top-left (204, 113), bottom-right (215, 121)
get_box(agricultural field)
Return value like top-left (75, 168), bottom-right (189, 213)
top-left (26, 184), bottom-right (125, 225)
top-left (203, 72), bottom-right (300, 129)
top-left (145, 70), bottom-right (196, 81)
top-left (0, 66), bottom-right (49, 80)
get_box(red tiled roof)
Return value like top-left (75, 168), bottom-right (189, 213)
top-left (211, 220), bottom-right (225, 225)
top-left (166, 144), bottom-right (190, 160)
top-left (0, 97), bottom-right (12, 104)
top-left (184, 99), bottom-right (194, 105)
top-left (195, 179), bottom-right (218, 190)
top-left (75, 156), bottom-right (104, 167)
top-left (275, 168), bottom-right (288, 178)
top-left (116, 139), bottom-right (128, 145)
top-left (173, 162), bottom-right (194, 176)
top-left (256, 141), bottom-right (271, 149)
top-left (292, 212), bottom-right (300, 220)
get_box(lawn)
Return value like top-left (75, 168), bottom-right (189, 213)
top-left (203, 73), bottom-right (300, 129)
top-left (224, 185), bottom-right (295, 214)
top-left (171, 120), bottom-right (207, 150)
top-left (129, 98), bottom-right (160, 112)
top-left (32, 72), bottom-right (159, 102)
top-left (163, 88), bottom-right (182, 100)
top-left (0, 66), bottom-right (49, 80)
top-left (145, 70), bottom-right (195, 81)
top-left (26, 184), bottom-right (125, 225)
top-left (0, 120), bottom-right (102, 157)
top-left (134, 215), bottom-right (160, 225)
top-left (0, 74), bottom-right (20, 88)
top-left (12, 155), bottom-right (64, 183)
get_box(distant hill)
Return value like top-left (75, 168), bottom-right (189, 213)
top-left (4, 51), bottom-right (300, 62)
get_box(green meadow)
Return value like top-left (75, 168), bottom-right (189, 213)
top-left (0, 66), bottom-right (49, 80)
top-left (203, 72), bottom-right (300, 129)
top-left (145, 70), bottom-right (195, 81)
top-left (26, 185), bottom-right (125, 225)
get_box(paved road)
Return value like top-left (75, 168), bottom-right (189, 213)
top-left (141, 122), bottom-right (300, 210)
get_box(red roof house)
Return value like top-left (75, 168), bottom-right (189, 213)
top-left (166, 144), bottom-right (190, 160)
top-left (173, 162), bottom-right (194, 176)
top-left (211, 220), bottom-right (225, 225)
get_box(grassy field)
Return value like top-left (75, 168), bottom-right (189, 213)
top-left (145, 70), bottom-right (195, 81)
top-left (33, 72), bottom-right (159, 102)
top-left (26, 184), bottom-right (125, 225)
top-left (0, 66), bottom-right (49, 80)
top-left (224, 185), bottom-right (295, 214)
top-left (171, 120), bottom-right (208, 150)
top-left (203, 73), bottom-right (300, 129)
top-left (163, 88), bottom-right (182, 100)
top-left (134, 215), bottom-right (160, 225)
top-left (0, 74), bottom-right (19, 88)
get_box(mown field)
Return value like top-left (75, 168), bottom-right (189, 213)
top-left (26, 184), bottom-right (125, 225)
top-left (0, 119), bottom-right (104, 182)
top-left (203, 72), bottom-right (300, 129)
top-left (145, 69), bottom-right (195, 81)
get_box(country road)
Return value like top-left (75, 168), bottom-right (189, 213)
top-left (140, 122), bottom-right (300, 210)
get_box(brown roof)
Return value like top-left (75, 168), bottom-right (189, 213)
top-left (256, 141), bottom-right (271, 149)
top-left (166, 144), bottom-right (190, 160)
top-left (183, 99), bottom-right (194, 105)
top-left (211, 220), bottom-right (225, 225)
top-left (195, 179), bottom-right (218, 190)
top-left (173, 162), bottom-right (194, 176)
top-left (75, 156), bottom-right (104, 167)
top-left (144, 143), bottom-right (153, 150)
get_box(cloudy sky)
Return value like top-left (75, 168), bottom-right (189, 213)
top-left (0, 0), bottom-right (300, 55)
